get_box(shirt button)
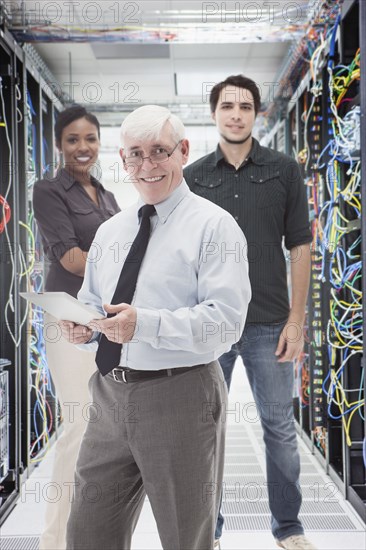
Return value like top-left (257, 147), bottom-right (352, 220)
top-left (234, 194), bottom-right (239, 198)
top-left (234, 216), bottom-right (239, 221)
top-left (234, 174), bottom-right (238, 178)
top-left (209, 184), bottom-right (213, 187)
top-left (259, 179), bottom-right (263, 182)
top-left (250, 175), bottom-right (254, 179)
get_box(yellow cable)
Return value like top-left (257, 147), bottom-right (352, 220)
top-left (19, 221), bottom-right (35, 276)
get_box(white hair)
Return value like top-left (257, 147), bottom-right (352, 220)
top-left (120, 105), bottom-right (185, 146)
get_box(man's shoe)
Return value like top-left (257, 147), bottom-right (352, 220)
top-left (214, 539), bottom-right (221, 549)
top-left (276, 534), bottom-right (317, 549)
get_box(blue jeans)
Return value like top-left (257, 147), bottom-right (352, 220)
top-left (215, 322), bottom-right (304, 541)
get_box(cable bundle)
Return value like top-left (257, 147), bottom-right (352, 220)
top-left (314, 48), bottom-right (364, 452)
top-left (24, 92), bottom-right (56, 462)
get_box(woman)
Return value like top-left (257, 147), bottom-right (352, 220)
top-left (32, 105), bottom-right (120, 550)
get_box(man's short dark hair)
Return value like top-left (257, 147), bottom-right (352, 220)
top-left (210, 75), bottom-right (261, 116)
top-left (55, 105), bottom-right (100, 147)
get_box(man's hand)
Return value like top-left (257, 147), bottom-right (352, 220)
top-left (277, 243), bottom-right (310, 363)
top-left (60, 321), bottom-right (94, 344)
top-left (87, 303), bottom-right (137, 344)
top-left (275, 320), bottom-right (304, 363)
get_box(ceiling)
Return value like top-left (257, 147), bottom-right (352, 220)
top-left (6, 0), bottom-right (314, 124)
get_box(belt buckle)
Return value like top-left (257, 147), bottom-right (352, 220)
top-left (112, 368), bottom-right (128, 383)
top-left (112, 368), bottom-right (120, 382)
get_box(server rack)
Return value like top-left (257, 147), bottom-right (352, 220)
top-left (0, 26), bottom-right (24, 524)
top-left (268, 0), bottom-right (365, 522)
top-left (349, 0), bottom-right (366, 518)
top-left (0, 25), bottom-right (63, 523)
top-left (22, 60), bottom-right (60, 471)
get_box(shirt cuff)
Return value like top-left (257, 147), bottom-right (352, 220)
top-left (87, 330), bottom-right (101, 344)
top-left (48, 241), bottom-right (79, 262)
top-left (75, 331), bottom-right (100, 352)
top-left (285, 236), bottom-right (312, 249)
top-left (135, 308), bottom-right (160, 343)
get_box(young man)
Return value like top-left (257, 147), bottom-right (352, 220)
top-left (184, 75), bottom-right (315, 550)
top-left (60, 105), bottom-right (251, 550)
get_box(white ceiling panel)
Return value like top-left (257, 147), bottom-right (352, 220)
top-left (171, 43), bottom-right (287, 60)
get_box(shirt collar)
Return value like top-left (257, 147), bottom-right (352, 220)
top-left (214, 137), bottom-right (268, 168)
top-left (137, 179), bottom-right (190, 225)
top-left (58, 167), bottom-right (105, 192)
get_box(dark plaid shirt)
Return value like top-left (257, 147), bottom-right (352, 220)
top-left (184, 138), bottom-right (312, 323)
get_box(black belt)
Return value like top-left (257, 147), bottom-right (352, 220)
top-left (110, 364), bottom-right (204, 383)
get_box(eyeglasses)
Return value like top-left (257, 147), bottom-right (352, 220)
top-left (123, 140), bottom-right (182, 167)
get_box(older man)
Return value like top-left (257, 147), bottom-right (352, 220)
top-left (62, 105), bottom-right (251, 550)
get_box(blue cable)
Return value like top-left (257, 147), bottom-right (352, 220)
top-left (327, 14), bottom-right (341, 70)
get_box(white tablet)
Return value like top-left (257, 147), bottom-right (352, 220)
top-left (20, 292), bottom-right (105, 325)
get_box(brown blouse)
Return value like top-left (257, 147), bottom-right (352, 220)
top-left (33, 168), bottom-right (121, 297)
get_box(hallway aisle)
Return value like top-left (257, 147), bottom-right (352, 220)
top-left (1, 361), bottom-right (365, 550)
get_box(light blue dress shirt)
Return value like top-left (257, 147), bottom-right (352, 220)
top-left (78, 180), bottom-right (251, 370)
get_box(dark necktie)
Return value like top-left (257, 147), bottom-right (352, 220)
top-left (95, 204), bottom-right (156, 375)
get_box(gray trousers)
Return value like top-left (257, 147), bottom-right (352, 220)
top-left (66, 361), bottom-right (227, 550)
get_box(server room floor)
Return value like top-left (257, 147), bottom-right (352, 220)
top-left (1, 360), bottom-right (365, 550)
